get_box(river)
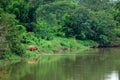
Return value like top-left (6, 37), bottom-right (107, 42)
top-left (0, 48), bottom-right (120, 80)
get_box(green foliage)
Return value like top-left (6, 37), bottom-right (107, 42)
top-left (7, 0), bottom-right (30, 23)
top-left (0, 0), bottom-right (12, 10)
top-left (61, 6), bottom-right (92, 39)
top-left (24, 36), bottom-right (86, 53)
top-left (91, 11), bottom-right (117, 45)
top-left (0, 0), bottom-right (120, 57)
top-left (115, 1), bottom-right (120, 10)
top-left (0, 11), bottom-right (26, 55)
top-left (81, 0), bottom-right (113, 11)
top-left (114, 1), bottom-right (120, 24)
top-left (61, 6), bottom-right (117, 45)
top-left (78, 40), bottom-right (98, 46)
top-left (6, 0), bottom-right (36, 32)
top-left (35, 1), bottom-right (77, 39)
top-left (115, 27), bottom-right (120, 37)
top-left (7, 25), bottom-right (26, 54)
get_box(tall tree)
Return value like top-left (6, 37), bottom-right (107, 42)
top-left (114, 1), bottom-right (120, 23)
top-left (0, 9), bottom-right (26, 55)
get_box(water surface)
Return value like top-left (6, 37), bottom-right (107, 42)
top-left (0, 48), bottom-right (120, 80)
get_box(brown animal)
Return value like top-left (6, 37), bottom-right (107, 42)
top-left (63, 47), bottom-right (69, 51)
top-left (27, 45), bottom-right (38, 51)
top-left (53, 50), bottom-right (60, 54)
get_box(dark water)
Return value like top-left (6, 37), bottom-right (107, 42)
top-left (0, 48), bottom-right (120, 80)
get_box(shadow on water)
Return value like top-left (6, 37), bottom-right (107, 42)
top-left (0, 48), bottom-right (120, 80)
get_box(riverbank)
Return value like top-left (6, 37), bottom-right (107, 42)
top-left (89, 38), bottom-right (120, 48)
top-left (0, 37), bottom-right (97, 64)
top-left (23, 37), bottom-right (98, 55)
top-left (1, 36), bottom-right (119, 64)
top-left (0, 48), bottom-right (120, 80)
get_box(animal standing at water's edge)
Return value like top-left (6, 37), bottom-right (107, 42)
top-left (27, 45), bottom-right (40, 64)
top-left (53, 50), bottom-right (60, 54)
top-left (27, 45), bottom-right (38, 51)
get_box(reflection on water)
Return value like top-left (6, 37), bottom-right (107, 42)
top-left (0, 48), bottom-right (120, 80)
top-left (105, 71), bottom-right (119, 80)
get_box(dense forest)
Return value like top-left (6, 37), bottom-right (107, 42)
top-left (0, 0), bottom-right (120, 58)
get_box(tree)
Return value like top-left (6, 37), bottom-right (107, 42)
top-left (114, 1), bottom-right (120, 23)
top-left (61, 6), bottom-right (117, 45)
top-left (0, 0), bottom-right (12, 10)
top-left (6, 0), bottom-right (37, 32)
top-left (80, 0), bottom-right (112, 11)
top-left (0, 11), bottom-right (26, 55)
top-left (7, 0), bottom-right (30, 23)
top-left (35, 1), bottom-right (77, 39)
top-left (61, 6), bottom-right (92, 40)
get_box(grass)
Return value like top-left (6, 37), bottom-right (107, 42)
top-left (24, 37), bottom-right (89, 55)
top-left (0, 34), bottom-right (99, 65)
top-left (20, 33), bottom-right (99, 58)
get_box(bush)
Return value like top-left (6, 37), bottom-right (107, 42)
top-left (0, 12), bottom-right (26, 55)
top-left (61, 7), bottom-right (117, 45)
